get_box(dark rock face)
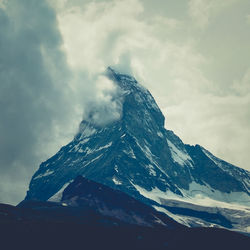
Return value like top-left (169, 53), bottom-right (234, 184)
top-left (60, 175), bottom-right (183, 228)
top-left (1, 201), bottom-right (250, 250)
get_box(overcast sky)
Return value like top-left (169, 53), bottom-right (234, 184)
top-left (0, 0), bottom-right (250, 205)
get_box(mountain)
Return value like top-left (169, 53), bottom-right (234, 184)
top-left (24, 67), bottom-right (250, 232)
top-left (1, 177), bottom-right (250, 250)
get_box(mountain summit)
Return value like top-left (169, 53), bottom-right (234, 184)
top-left (24, 67), bottom-right (250, 232)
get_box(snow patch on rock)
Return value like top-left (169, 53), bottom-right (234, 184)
top-left (48, 181), bottom-right (72, 202)
top-left (167, 139), bottom-right (193, 167)
top-left (33, 170), bottom-right (54, 180)
top-left (112, 176), bottom-right (122, 185)
top-left (133, 182), bottom-right (250, 209)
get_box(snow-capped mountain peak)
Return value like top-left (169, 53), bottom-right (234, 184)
top-left (24, 68), bottom-right (250, 233)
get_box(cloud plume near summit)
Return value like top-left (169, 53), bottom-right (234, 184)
top-left (0, 0), bottom-right (250, 204)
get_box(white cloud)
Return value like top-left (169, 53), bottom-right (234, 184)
top-left (188, 0), bottom-right (238, 28)
top-left (53, 0), bottom-right (144, 73)
top-left (231, 68), bottom-right (250, 96)
top-left (83, 75), bottom-right (123, 126)
top-left (54, 0), bottom-right (206, 91)
top-left (247, 14), bottom-right (250, 25)
top-left (0, 0), bottom-right (5, 9)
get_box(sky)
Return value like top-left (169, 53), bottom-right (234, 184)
top-left (0, 0), bottom-right (250, 205)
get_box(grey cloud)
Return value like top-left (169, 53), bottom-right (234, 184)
top-left (0, 0), bottom-right (124, 205)
top-left (0, 0), bottom-right (74, 204)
